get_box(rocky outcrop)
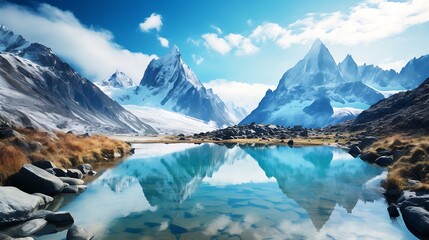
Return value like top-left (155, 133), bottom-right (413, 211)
top-left (10, 164), bottom-right (65, 195)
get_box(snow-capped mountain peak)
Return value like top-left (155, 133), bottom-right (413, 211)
top-left (303, 38), bottom-right (337, 73)
top-left (0, 24), bottom-right (30, 52)
top-left (101, 70), bottom-right (136, 88)
top-left (338, 54), bottom-right (360, 82)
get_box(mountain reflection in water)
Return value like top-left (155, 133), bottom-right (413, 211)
top-left (40, 143), bottom-right (417, 240)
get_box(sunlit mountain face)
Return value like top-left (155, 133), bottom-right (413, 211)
top-left (40, 143), bottom-right (416, 240)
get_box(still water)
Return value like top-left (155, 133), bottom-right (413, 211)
top-left (40, 143), bottom-right (416, 240)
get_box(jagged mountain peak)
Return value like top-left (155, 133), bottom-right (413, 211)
top-left (338, 54), bottom-right (360, 82)
top-left (170, 45), bottom-right (180, 55)
top-left (0, 25), bottom-right (30, 52)
top-left (101, 70), bottom-right (135, 88)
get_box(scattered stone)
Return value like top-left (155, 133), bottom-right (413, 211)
top-left (299, 130), bottom-right (308, 137)
top-left (0, 127), bottom-right (20, 139)
top-left (76, 164), bottom-right (93, 174)
top-left (287, 140), bottom-right (294, 147)
top-left (177, 133), bottom-right (185, 137)
top-left (66, 225), bottom-right (94, 240)
top-left (375, 156), bottom-right (394, 167)
top-left (348, 145), bottom-right (361, 158)
top-left (32, 160), bottom-right (56, 170)
top-left (6, 219), bottom-right (47, 238)
top-left (62, 185), bottom-right (80, 194)
top-left (52, 168), bottom-right (67, 177)
top-left (358, 136), bottom-right (378, 150)
top-left (32, 193), bottom-right (53, 205)
top-left (401, 206), bottom-right (429, 236)
top-left (75, 185), bottom-right (87, 192)
top-left (59, 177), bottom-right (84, 186)
top-left (387, 204), bottom-right (400, 218)
top-left (88, 170), bottom-right (97, 176)
top-left (67, 169), bottom-right (83, 179)
top-left (0, 187), bottom-right (45, 226)
top-left (179, 137), bottom-right (186, 141)
top-left (45, 212), bottom-right (74, 227)
top-left (129, 148), bottom-right (135, 154)
top-left (10, 164), bottom-right (65, 195)
top-left (360, 152), bottom-right (380, 163)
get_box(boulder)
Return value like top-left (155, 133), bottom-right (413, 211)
top-left (10, 164), bottom-right (65, 195)
top-left (375, 156), bottom-right (394, 167)
top-left (0, 187), bottom-right (44, 226)
top-left (45, 212), bottom-right (74, 227)
top-left (66, 225), bottom-right (94, 240)
top-left (32, 160), bottom-right (56, 170)
top-left (6, 219), bottom-right (47, 238)
top-left (31, 210), bottom-right (54, 219)
top-left (358, 136), bottom-right (378, 150)
top-left (392, 150), bottom-right (404, 161)
top-left (299, 130), bottom-right (308, 137)
top-left (31, 193), bottom-right (53, 205)
top-left (52, 168), bottom-right (67, 177)
top-left (44, 168), bottom-right (56, 175)
top-left (67, 169), bottom-right (83, 179)
top-left (59, 177), bottom-right (84, 186)
top-left (360, 152), bottom-right (380, 163)
top-left (0, 127), bottom-right (20, 139)
top-left (75, 185), bottom-right (87, 192)
top-left (62, 185), bottom-right (79, 194)
top-left (0, 233), bottom-right (13, 240)
top-left (387, 204), bottom-right (400, 218)
top-left (401, 206), bottom-right (429, 236)
top-left (348, 146), bottom-right (361, 158)
top-left (287, 140), bottom-right (294, 147)
top-left (88, 170), bottom-right (97, 176)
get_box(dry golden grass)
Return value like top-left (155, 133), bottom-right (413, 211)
top-left (372, 135), bottom-right (429, 191)
top-left (0, 128), bottom-right (132, 184)
top-left (0, 142), bottom-right (28, 183)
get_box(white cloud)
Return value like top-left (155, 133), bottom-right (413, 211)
top-left (139, 13), bottom-right (162, 32)
top-left (192, 54), bottom-right (204, 65)
top-left (225, 33), bottom-right (259, 56)
top-left (250, 0), bottom-right (429, 48)
top-left (0, 3), bottom-right (156, 83)
top-left (202, 33), bottom-right (231, 55)
top-left (202, 33), bottom-right (258, 56)
top-left (210, 24), bottom-right (223, 34)
top-left (378, 59), bottom-right (406, 71)
top-left (205, 79), bottom-right (275, 112)
top-left (157, 36), bottom-right (169, 48)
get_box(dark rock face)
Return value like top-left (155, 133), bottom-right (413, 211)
top-left (375, 156), bottom-right (394, 167)
top-left (66, 169), bottom-right (83, 179)
top-left (351, 78), bottom-right (429, 135)
top-left (32, 160), bottom-right (56, 170)
top-left (401, 206), bottom-right (429, 236)
top-left (10, 164), bottom-right (65, 195)
top-left (348, 146), bottom-right (361, 158)
top-left (303, 97), bottom-right (334, 116)
top-left (45, 212), bottom-right (74, 227)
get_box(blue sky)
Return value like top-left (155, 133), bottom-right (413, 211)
top-left (1, 0), bottom-right (429, 110)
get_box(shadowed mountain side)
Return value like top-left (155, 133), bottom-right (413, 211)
top-left (241, 145), bottom-right (382, 230)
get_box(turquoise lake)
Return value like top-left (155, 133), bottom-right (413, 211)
top-left (39, 143), bottom-right (417, 240)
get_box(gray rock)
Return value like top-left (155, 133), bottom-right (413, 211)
top-left (31, 193), bottom-right (53, 205)
top-left (44, 168), bottom-right (56, 175)
top-left (31, 210), bottom-right (54, 219)
top-left (66, 225), bottom-right (94, 240)
top-left (6, 219), bottom-right (47, 238)
top-left (75, 185), bottom-right (87, 192)
top-left (360, 152), bottom-right (380, 163)
top-left (34, 223), bottom-right (58, 236)
top-left (348, 145), bottom-right (361, 158)
top-left (76, 164), bottom-right (93, 174)
top-left (62, 185), bottom-right (79, 194)
top-left (0, 233), bottom-right (13, 240)
top-left (0, 187), bottom-right (45, 226)
top-left (59, 177), bottom-right (84, 186)
top-left (401, 206), bottom-right (429, 236)
top-left (52, 168), bottom-right (67, 177)
top-left (67, 169), bottom-right (83, 179)
top-left (358, 136), bottom-right (378, 150)
top-left (10, 164), bottom-right (65, 195)
top-left (387, 204), bottom-right (400, 218)
top-left (0, 127), bottom-right (20, 139)
top-left (88, 170), bottom-right (97, 176)
top-left (45, 212), bottom-right (74, 227)
top-left (32, 160), bottom-right (56, 170)
top-left (375, 156), bottom-right (394, 167)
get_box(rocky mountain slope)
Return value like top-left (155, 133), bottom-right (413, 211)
top-left (107, 46), bottom-right (244, 127)
top-left (0, 25), bottom-right (156, 134)
top-left (241, 39), bottom-right (384, 128)
top-left (346, 78), bottom-right (429, 135)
